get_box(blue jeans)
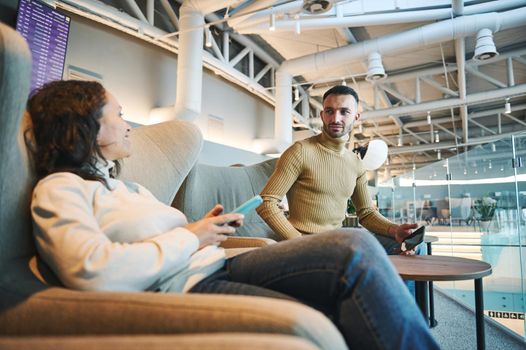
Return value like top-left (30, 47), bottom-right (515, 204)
top-left (189, 229), bottom-right (439, 350)
top-left (371, 232), bottom-right (427, 296)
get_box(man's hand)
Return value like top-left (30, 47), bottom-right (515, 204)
top-left (391, 223), bottom-right (419, 243)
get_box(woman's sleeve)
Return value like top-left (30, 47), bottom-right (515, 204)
top-left (31, 173), bottom-right (199, 291)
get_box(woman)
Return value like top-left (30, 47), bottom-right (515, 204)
top-left (28, 80), bottom-right (438, 350)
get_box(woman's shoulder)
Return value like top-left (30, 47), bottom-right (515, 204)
top-left (34, 172), bottom-right (99, 194)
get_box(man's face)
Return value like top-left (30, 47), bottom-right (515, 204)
top-left (320, 93), bottom-right (360, 138)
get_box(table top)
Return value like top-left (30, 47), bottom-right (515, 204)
top-left (389, 255), bottom-right (492, 281)
top-left (424, 235), bottom-right (438, 243)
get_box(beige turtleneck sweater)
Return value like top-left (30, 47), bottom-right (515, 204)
top-left (257, 130), bottom-right (394, 240)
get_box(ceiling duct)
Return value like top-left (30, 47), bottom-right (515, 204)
top-left (302, 0), bottom-right (333, 14)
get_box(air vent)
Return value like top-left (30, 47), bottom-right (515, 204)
top-left (303, 0), bottom-right (333, 14)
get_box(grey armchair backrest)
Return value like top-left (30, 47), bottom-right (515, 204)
top-left (173, 158), bottom-right (280, 241)
top-left (0, 21), bottom-right (35, 268)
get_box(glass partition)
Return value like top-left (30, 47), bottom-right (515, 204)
top-left (378, 134), bottom-right (526, 339)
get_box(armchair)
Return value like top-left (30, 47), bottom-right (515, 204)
top-left (0, 22), bottom-right (347, 350)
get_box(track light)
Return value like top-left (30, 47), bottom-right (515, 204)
top-left (397, 135), bottom-right (403, 147)
top-left (366, 52), bottom-right (387, 82)
top-left (427, 111), bottom-right (431, 125)
top-left (435, 131), bottom-right (440, 143)
top-left (205, 27), bottom-right (212, 48)
top-left (504, 98), bottom-right (511, 114)
top-left (437, 150), bottom-right (441, 160)
top-left (491, 143), bottom-right (496, 152)
top-left (473, 28), bottom-right (498, 61)
top-left (269, 13), bottom-right (276, 31)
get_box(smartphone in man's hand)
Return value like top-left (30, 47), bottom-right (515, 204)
top-left (402, 225), bottom-right (426, 251)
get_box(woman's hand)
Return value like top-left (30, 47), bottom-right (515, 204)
top-left (185, 204), bottom-right (244, 249)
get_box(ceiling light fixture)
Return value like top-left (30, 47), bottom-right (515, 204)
top-left (435, 131), bottom-right (440, 143)
top-left (294, 86), bottom-right (300, 101)
top-left (397, 134), bottom-right (403, 147)
top-left (302, 0), bottom-right (333, 14)
top-left (473, 28), bottom-right (498, 61)
top-left (504, 97), bottom-right (511, 114)
top-left (366, 52), bottom-right (387, 82)
top-left (427, 111), bottom-right (431, 125)
top-left (341, 79), bottom-right (347, 86)
top-left (205, 27), bottom-right (212, 48)
top-left (491, 143), bottom-right (496, 152)
top-left (489, 160), bottom-right (492, 169)
top-left (269, 13), bottom-right (276, 31)
top-left (437, 150), bottom-right (441, 160)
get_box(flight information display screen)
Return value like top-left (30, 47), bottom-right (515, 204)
top-left (16, 0), bottom-right (70, 92)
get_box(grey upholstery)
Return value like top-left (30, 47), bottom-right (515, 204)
top-left (174, 159), bottom-right (280, 241)
top-left (0, 23), bottom-right (347, 350)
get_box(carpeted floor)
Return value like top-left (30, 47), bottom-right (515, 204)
top-left (430, 289), bottom-right (525, 349)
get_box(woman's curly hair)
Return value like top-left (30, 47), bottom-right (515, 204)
top-left (27, 80), bottom-right (119, 186)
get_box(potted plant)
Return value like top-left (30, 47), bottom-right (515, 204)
top-left (474, 196), bottom-right (497, 231)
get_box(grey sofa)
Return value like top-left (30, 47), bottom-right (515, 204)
top-left (0, 22), bottom-right (347, 350)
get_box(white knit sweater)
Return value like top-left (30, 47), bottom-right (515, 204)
top-left (31, 161), bottom-right (225, 292)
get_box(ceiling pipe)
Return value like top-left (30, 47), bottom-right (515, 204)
top-left (271, 7), bottom-right (526, 152)
top-left (170, 0), bottom-right (239, 121)
top-left (160, 0), bottom-right (179, 30)
top-left (453, 0), bottom-right (469, 146)
top-left (233, 0), bottom-right (526, 33)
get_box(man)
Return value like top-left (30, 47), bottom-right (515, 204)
top-left (257, 85), bottom-right (418, 253)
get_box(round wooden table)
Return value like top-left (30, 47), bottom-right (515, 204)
top-left (390, 255), bottom-right (492, 350)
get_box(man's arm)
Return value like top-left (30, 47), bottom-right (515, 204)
top-left (351, 170), bottom-right (417, 242)
top-left (256, 143), bottom-right (303, 240)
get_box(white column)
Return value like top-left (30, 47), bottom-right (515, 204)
top-left (174, 2), bottom-right (204, 121)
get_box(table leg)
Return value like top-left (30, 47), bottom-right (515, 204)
top-left (475, 278), bottom-right (485, 350)
top-left (426, 242), bottom-right (438, 327)
top-left (415, 281), bottom-right (429, 321)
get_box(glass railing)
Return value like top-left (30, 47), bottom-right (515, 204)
top-left (377, 134), bottom-right (526, 339)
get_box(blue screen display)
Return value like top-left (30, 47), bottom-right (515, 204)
top-left (16, 0), bottom-right (70, 92)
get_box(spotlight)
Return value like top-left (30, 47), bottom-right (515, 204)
top-left (269, 13), bottom-right (276, 31)
top-left (427, 111), bottom-right (431, 125)
top-left (504, 98), bottom-right (511, 114)
top-left (294, 86), bottom-right (300, 101)
top-left (341, 79), bottom-right (347, 86)
top-left (397, 135), bottom-right (403, 147)
top-left (489, 160), bottom-right (492, 169)
top-left (205, 27), bottom-right (212, 48)
top-left (366, 52), bottom-right (387, 82)
top-left (491, 143), bottom-right (496, 152)
top-left (473, 28), bottom-right (498, 61)
top-left (435, 131), bottom-right (440, 143)
top-left (437, 150), bottom-right (441, 160)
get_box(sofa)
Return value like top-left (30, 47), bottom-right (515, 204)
top-left (0, 22), bottom-right (347, 350)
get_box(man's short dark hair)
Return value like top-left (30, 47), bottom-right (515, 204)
top-left (322, 85), bottom-right (359, 104)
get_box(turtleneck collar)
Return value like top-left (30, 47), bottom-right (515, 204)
top-left (95, 159), bottom-right (115, 179)
top-left (318, 129), bottom-right (349, 153)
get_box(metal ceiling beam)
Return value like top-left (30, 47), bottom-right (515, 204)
top-left (361, 83), bottom-right (526, 120)
top-left (389, 129), bottom-right (526, 155)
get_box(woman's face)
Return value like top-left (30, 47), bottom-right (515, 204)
top-left (97, 91), bottom-right (132, 160)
